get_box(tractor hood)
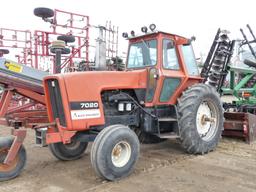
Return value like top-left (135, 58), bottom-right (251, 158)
top-left (43, 69), bottom-right (148, 130)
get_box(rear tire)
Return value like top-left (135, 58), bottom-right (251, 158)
top-left (177, 84), bottom-right (223, 154)
top-left (49, 140), bottom-right (88, 161)
top-left (0, 136), bottom-right (26, 181)
top-left (91, 125), bottom-right (140, 181)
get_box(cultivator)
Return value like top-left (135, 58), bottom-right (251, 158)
top-left (201, 29), bottom-right (235, 92)
top-left (33, 8), bottom-right (90, 72)
top-left (0, 28), bottom-right (33, 66)
top-left (0, 8), bottom-right (119, 73)
top-left (202, 25), bottom-right (256, 143)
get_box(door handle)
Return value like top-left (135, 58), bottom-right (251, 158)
top-left (153, 73), bottom-right (159, 79)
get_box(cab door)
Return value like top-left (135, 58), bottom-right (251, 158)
top-left (156, 38), bottom-right (185, 105)
top-left (145, 67), bottom-right (158, 102)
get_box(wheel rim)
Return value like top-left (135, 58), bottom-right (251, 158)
top-left (196, 100), bottom-right (218, 141)
top-left (0, 148), bottom-right (19, 172)
top-left (111, 141), bottom-right (131, 168)
top-left (64, 141), bottom-right (81, 150)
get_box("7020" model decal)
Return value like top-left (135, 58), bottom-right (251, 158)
top-left (70, 101), bottom-right (99, 110)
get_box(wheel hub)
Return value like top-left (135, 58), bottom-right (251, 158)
top-left (201, 114), bottom-right (215, 125)
top-left (111, 141), bottom-right (131, 168)
top-left (64, 141), bottom-right (81, 150)
top-left (196, 101), bottom-right (218, 141)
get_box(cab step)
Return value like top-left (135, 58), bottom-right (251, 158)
top-left (155, 132), bottom-right (180, 139)
top-left (158, 117), bottom-right (178, 122)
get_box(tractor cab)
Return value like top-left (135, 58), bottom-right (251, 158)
top-left (123, 26), bottom-right (202, 106)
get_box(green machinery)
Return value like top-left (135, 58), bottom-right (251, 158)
top-left (222, 24), bottom-right (256, 112)
top-left (222, 64), bottom-right (256, 109)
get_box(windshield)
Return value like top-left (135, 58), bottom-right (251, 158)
top-left (127, 39), bottom-right (157, 68)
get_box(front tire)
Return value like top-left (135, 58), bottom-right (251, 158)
top-left (91, 125), bottom-right (140, 181)
top-left (49, 140), bottom-right (88, 161)
top-left (177, 84), bottom-right (223, 154)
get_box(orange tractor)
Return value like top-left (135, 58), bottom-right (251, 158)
top-left (0, 25), bottom-right (224, 181)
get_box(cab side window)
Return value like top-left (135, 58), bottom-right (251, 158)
top-left (162, 39), bottom-right (180, 70)
top-left (181, 44), bottom-right (199, 75)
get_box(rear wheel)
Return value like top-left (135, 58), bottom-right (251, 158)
top-left (91, 125), bottom-right (140, 181)
top-left (0, 137), bottom-right (26, 181)
top-left (177, 84), bottom-right (223, 154)
top-left (49, 140), bottom-right (88, 161)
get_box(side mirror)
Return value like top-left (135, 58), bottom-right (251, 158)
top-left (191, 36), bottom-right (196, 41)
top-left (188, 36), bottom-right (196, 44)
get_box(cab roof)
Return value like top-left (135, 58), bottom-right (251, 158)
top-left (128, 31), bottom-right (188, 41)
top-left (127, 31), bottom-right (189, 44)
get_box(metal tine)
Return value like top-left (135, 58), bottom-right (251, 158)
top-left (240, 28), bottom-right (256, 59)
top-left (247, 24), bottom-right (256, 41)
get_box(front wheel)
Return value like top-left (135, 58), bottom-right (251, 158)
top-left (91, 125), bottom-right (140, 181)
top-left (177, 84), bottom-right (223, 154)
top-left (0, 137), bottom-right (26, 181)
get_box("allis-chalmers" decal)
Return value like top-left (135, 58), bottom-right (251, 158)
top-left (71, 109), bottom-right (101, 120)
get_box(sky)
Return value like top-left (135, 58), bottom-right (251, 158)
top-left (0, 0), bottom-right (256, 60)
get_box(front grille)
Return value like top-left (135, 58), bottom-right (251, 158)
top-left (47, 79), bottom-right (66, 127)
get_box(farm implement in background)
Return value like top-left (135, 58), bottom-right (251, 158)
top-left (202, 25), bottom-right (256, 143)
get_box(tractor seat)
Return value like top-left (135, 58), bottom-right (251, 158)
top-left (244, 59), bottom-right (256, 69)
